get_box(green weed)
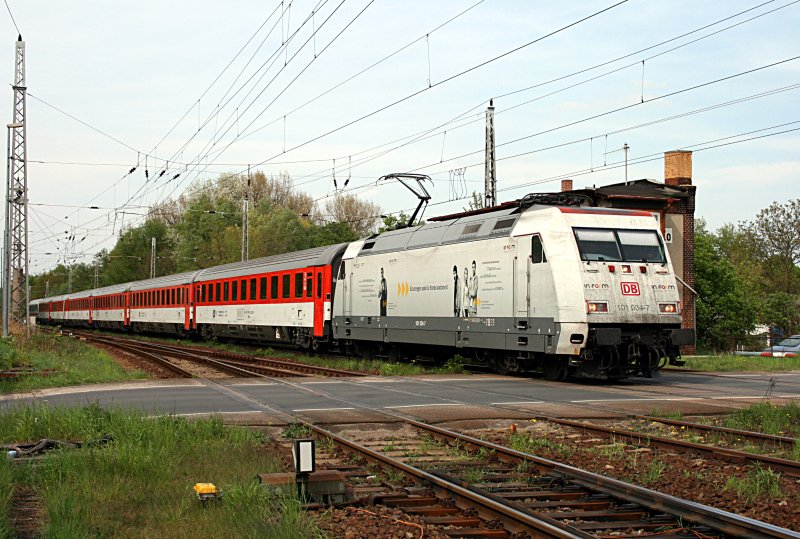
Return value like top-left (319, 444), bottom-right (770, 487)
top-left (724, 402), bottom-right (800, 436)
top-left (676, 355), bottom-right (800, 372)
top-left (723, 464), bottom-right (783, 503)
top-left (283, 423), bottom-right (311, 439)
top-left (647, 408), bottom-right (683, 421)
top-left (642, 459), bottom-right (666, 484)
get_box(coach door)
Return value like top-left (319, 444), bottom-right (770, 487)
top-left (312, 268), bottom-right (325, 337)
top-left (185, 285), bottom-right (192, 330)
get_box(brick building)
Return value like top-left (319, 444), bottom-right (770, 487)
top-left (562, 151), bottom-right (697, 352)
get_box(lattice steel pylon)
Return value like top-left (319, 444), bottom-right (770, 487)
top-left (3, 36), bottom-right (30, 337)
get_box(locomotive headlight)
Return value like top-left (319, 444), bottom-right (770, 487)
top-left (587, 301), bottom-right (609, 313)
top-left (658, 303), bottom-right (678, 314)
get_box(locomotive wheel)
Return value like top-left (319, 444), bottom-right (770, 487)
top-left (354, 342), bottom-right (376, 360)
top-left (543, 357), bottom-right (567, 381)
top-left (492, 355), bottom-right (518, 376)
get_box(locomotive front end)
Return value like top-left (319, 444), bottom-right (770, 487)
top-left (568, 211), bottom-right (694, 378)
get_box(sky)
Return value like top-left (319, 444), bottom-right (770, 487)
top-left (2, 0), bottom-right (799, 274)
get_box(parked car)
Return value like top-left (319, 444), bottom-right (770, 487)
top-left (763, 335), bottom-right (800, 354)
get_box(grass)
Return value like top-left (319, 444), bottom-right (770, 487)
top-left (724, 401), bottom-right (800, 436)
top-left (647, 408), bottom-right (684, 421)
top-left (723, 464), bottom-right (783, 503)
top-left (675, 355), bottom-right (800, 372)
top-left (0, 333), bottom-right (148, 394)
top-left (508, 432), bottom-right (573, 458)
top-left (0, 459), bottom-right (13, 537)
top-left (0, 404), bottom-right (322, 538)
top-left (642, 459), bottom-right (667, 484)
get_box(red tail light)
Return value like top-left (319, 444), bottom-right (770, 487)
top-left (608, 265), bottom-right (616, 273)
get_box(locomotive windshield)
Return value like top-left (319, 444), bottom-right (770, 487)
top-left (574, 228), bottom-right (665, 263)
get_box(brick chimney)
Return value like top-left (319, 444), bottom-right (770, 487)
top-left (664, 150), bottom-right (692, 186)
top-left (561, 179), bottom-right (573, 192)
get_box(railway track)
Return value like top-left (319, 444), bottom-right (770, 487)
top-left (540, 417), bottom-right (800, 479)
top-left (298, 418), bottom-right (797, 538)
top-left (63, 330), bottom-right (366, 379)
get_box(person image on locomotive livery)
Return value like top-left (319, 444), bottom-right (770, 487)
top-left (378, 267), bottom-right (387, 316)
top-left (468, 260), bottom-right (479, 316)
top-left (453, 265), bottom-right (461, 317)
top-left (462, 267), bottom-right (470, 317)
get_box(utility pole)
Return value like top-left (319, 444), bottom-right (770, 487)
top-left (484, 99), bottom-right (496, 208)
top-left (623, 143), bottom-right (630, 185)
top-left (93, 259), bottom-right (99, 288)
top-left (44, 280), bottom-right (49, 297)
top-left (150, 237), bottom-right (156, 278)
top-left (242, 166), bottom-right (250, 261)
top-left (3, 36), bottom-right (30, 336)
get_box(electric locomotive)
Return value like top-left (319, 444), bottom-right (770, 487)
top-left (332, 195), bottom-right (693, 380)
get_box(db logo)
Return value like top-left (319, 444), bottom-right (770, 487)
top-left (621, 282), bottom-right (640, 296)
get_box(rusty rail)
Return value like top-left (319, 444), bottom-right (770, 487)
top-left (545, 417), bottom-right (800, 479)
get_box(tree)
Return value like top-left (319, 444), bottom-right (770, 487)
top-left (463, 191), bottom-right (485, 212)
top-left (322, 192), bottom-right (380, 237)
top-left (103, 219), bottom-right (174, 283)
top-left (747, 199), bottom-right (800, 294)
top-left (695, 222), bottom-right (757, 351)
top-left (378, 212), bottom-right (411, 233)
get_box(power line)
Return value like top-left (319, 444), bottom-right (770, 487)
top-left (3, 0), bottom-right (20, 34)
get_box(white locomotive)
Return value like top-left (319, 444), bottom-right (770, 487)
top-left (333, 194), bottom-right (693, 380)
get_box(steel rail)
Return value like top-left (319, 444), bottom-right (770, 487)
top-left (633, 414), bottom-right (797, 446)
top-left (89, 337), bottom-right (194, 378)
top-left (305, 422), bottom-right (593, 539)
top-left (544, 418), bottom-right (800, 479)
top-left (401, 418), bottom-right (799, 539)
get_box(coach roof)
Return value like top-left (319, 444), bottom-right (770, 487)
top-left (195, 243), bottom-right (349, 282)
top-left (128, 270), bottom-right (202, 292)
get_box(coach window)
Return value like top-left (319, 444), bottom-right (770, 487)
top-left (224, 282), bottom-right (230, 302)
top-left (294, 273), bottom-right (303, 298)
top-left (532, 235), bottom-right (547, 264)
top-left (259, 277), bottom-right (267, 300)
top-left (250, 279), bottom-right (256, 301)
top-left (240, 279), bottom-right (246, 300)
top-left (282, 275), bottom-right (290, 298)
top-left (172, 289), bottom-right (176, 305)
top-left (317, 273), bottom-right (322, 299)
top-left (201, 285), bottom-right (207, 303)
top-left (270, 276), bottom-right (278, 299)
top-left (306, 273), bottom-right (313, 298)
top-left (215, 283), bottom-right (221, 303)
top-left (232, 281), bottom-right (238, 301)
